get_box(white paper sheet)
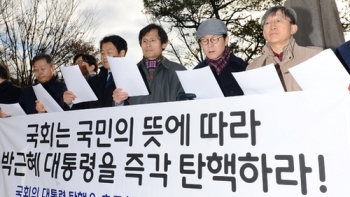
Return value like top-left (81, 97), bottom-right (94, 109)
top-left (60, 65), bottom-right (98, 104)
top-left (107, 56), bottom-right (149, 97)
top-left (0, 103), bottom-right (26, 116)
top-left (176, 66), bottom-right (224, 99)
top-left (289, 49), bottom-right (350, 90)
top-left (32, 84), bottom-right (63, 112)
top-left (232, 64), bottom-right (285, 95)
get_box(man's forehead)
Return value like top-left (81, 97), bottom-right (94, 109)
top-left (267, 11), bottom-right (285, 19)
top-left (34, 60), bottom-right (50, 67)
top-left (143, 29), bottom-right (159, 37)
top-left (101, 42), bottom-right (116, 49)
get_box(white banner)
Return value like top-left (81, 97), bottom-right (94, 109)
top-left (1, 89), bottom-right (350, 197)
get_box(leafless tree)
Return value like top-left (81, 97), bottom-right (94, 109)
top-left (143, 0), bottom-right (350, 68)
top-left (339, 0), bottom-right (350, 32)
top-left (0, 0), bottom-right (100, 87)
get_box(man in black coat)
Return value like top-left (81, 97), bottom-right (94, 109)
top-left (63, 35), bottom-right (127, 109)
top-left (194, 18), bottom-right (247, 97)
top-left (18, 54), bottom-right (67, 114)
top-left (335, 41), bottom-right (350, 74)
top-left (0, 63), bottom-right (22, 118)
top-left (0, 63), bottom-right (22, 104)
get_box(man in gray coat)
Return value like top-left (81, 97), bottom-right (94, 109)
top-left (113, 24), bottom-right (186, 105)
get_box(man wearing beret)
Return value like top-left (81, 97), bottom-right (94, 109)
top-left (194, 18), bottom-right (247, 97)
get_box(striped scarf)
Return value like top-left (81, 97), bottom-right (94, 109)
top-left (205, 46), bottom-right (231, 75)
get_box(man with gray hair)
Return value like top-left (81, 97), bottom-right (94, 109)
top-left (247, 6), bottom-right (322, 92)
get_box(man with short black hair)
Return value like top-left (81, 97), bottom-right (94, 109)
top-left (64, 35), bottom-right (127, 109)
top-left (113, 24), bottom-right (186, 105)
top-left (18, 54), bottom-right (67, 114)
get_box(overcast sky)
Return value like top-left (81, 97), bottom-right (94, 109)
top-left (81, 0), bottom-right (149, 61)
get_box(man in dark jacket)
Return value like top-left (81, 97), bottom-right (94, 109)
top-left (18, 54), bottom-right (66, 114)
top-left (335, 41), bottom-right (350, 74)
top-left (63, 35), bottom-right (127, 109)
top-left (0, 63), bottom-right (22, 104)
top-left (0, 63), bottom-right (22, 118)
top-left (113, 24), bottom-right (186, 105)
top-left (194, 18), bottom-right (247, 97)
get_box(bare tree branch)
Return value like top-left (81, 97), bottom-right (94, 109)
top-left (0, 0), bottom-right (100, 87)
top-left (143, 0), bottom-right (348, 68)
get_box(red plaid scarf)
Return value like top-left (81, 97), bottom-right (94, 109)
top-left (145, 56), bottom-right (162, 80)
top-left (205, 46), bottom-right (231, 75)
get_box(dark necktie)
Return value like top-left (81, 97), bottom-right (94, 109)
top-left (105, 72), bottom-right (113, 87)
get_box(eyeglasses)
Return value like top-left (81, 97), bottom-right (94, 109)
top-left (263, 17), bottom-right (291, 27)
top-left (33, 66), bottom-right (51, 73)
top-left (199, 35), bottom-right (223, 46)
top-left (75, 60), bottom-right (85, 65)
top-left (141, 37), bottom-right (160, 45)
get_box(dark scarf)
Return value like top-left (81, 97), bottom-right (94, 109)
top-left (205, 46), bottom-right (231, 75)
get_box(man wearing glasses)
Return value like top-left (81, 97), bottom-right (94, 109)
top-left (113, 23), bottom-right (186, 105)
top-left (194, 18), bottom-right (247, 97)
top-left (73, 54), bottom-right (98, 81)
top-left (18, 54), bottom-right (67, 114)
top-left (247, 6), bottom-right (322, 92)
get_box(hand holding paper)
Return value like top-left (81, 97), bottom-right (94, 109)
top-left (0, 103), bottom-right (26, 117)
top-left (107, 56), bottom-right (149, 97)
top-left (232, 64), bottom-right (285, 95)
top-left (60, 65), bottom-right (97, 104)
top-left (176, 67), bottom-right (224, 99)
top-left (32, 84), bottom-right (63, 113)
top-left (289, 49), bottom-right (350, 90)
